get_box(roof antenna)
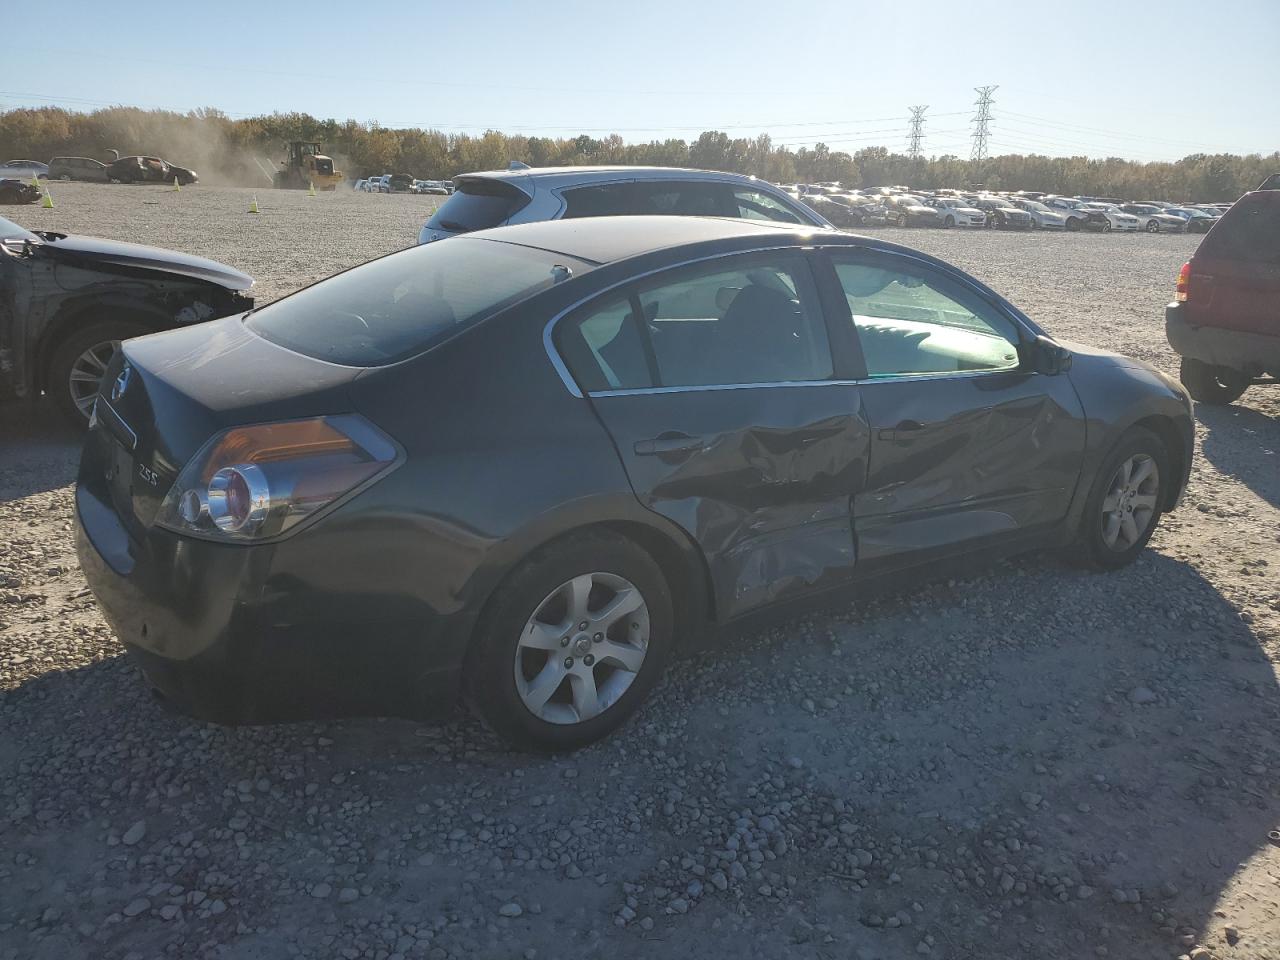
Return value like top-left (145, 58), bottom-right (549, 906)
top-left (508, 160), bottom-right (531, 170)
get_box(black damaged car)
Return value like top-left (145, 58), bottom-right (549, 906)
top-left (0, 215), bottom-right (252, 423)
top-left (75, 216), bottom-right (1194, 751)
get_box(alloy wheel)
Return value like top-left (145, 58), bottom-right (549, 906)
top-left (69, 338), bottom-right (122, 418)
top-left (1100, 454), bottom-right (1160, 551)
top-left (514, 572), bottom-right (649, 725)
top-left (1146, 220), bottom-right (1160, 233)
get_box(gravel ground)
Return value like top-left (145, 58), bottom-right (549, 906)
top-left (2, 182), bottom-right (1278, 960)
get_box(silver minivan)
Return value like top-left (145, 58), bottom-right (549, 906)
top-left (417, 165), bottom-right (831, 244)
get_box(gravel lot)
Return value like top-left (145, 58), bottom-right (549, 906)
top-left (2, 182), bottom-right (1278, 960)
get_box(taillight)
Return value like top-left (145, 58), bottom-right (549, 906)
top-left (155, 415), bottom-right (399, 542)
top-left (1175, 262), bottom-right (1190, 302)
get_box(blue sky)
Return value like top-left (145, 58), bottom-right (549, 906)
top-left (5, 0), bottom-right (1277, 161)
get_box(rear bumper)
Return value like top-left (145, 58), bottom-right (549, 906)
top-left (1165, 302), bottom-right (1280, 373)
top-left (75, 484), bottom-right (466, 725)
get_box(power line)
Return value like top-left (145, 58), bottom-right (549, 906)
top-left (907, 106), bottom-right (928, 159)
top-left (971, 85), bottom-right (998, 161)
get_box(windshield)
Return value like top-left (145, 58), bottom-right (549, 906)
top-left (426, 178), bottom-right (531, 234)
top-left (247, 238), bottom-right (589, 366)
top-left (0, 216), bottom-right (37, 242)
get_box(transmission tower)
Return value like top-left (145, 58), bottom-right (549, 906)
top-left (907, 106), bottom-right (928, 159)
top-left (970, 85), bottom-right (998, 161)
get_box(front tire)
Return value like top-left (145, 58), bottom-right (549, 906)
top-left (47, 319), bottom-right (153, 426)
top-left (465, 532), bottom-right (674, 751)
top-left (1179, 357), bottom-right (1249, 405)
top-left (1065, 217), bottom-right (1082, 232)
top-left (1072, 427), bottom-right (1168, 570)
top-left (942, 215), bottom-right (955, 228)
top-left (1145, 219), bottom-right (1160, 233)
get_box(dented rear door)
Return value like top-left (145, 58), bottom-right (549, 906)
top-left (569, 249), bottom-right (870, 621)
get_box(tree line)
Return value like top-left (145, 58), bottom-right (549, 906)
top-left (1, 105), bottom-right (1274, 201)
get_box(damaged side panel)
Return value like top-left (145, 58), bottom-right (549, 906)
top-left (1, 243), bottom-right (251, 401)
top-left (587, 384), bottom-right (870, 620)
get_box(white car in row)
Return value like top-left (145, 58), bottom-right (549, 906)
top-left (923, 196), bottom-right (986, 227)
top-left (1080, 202), bottom-right (1141, 232)
top-left (1007, 198), bottom-right (1069, 229)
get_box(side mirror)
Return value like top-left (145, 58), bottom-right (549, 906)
top-left (1027, 335), bottom-right (1073, 375)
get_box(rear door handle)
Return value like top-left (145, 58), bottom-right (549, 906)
top-left (878, 419), bottom-right (928, 441)
top-left (634, 433), bottom-right (704, 456)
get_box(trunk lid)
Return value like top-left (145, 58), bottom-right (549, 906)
top-left (82, 315), bottom-right (362, 537)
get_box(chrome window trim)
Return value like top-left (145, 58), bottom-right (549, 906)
top-left (541, 241), bottom-right (1036, 399)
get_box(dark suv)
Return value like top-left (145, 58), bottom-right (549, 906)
top-left (1166, 180), bottom-right (1279, 404)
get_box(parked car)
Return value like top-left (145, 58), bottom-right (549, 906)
top-left (414, 180), bottom-right (452, 195)
top-left (0, 159), bottom-right (48, 179)
top-left (1166, 186), bottom-right (1279, 405)
top-left (106, 156), bottom-right (198, 186)
top-left (1079, 203), bottom-right (1141, 232)
top-left (1041, 197), bottom-right (1108, 231)
top-left (0, 215), bottom-right (253, 424)
top-left (366, 175), bottom-right (391, 193)
top-left (73, 215), bottom-right (1193, 750)
top-left (48, 157), bottom-right (110, 182)
top-left (352, 179), bottom-right (368, 192)
top-left (805, 194), bottom-right (886, 228)
top-left (971, 196), bottom-right (1033, 230)
top-left (417, 166), bottom-right (830, 244)
top-left (922, 197), bottom-right (986, 228)
top-left (1163, 206), bottom-right (1219, 234)
top-left (883, 194), bottom-right (942, 227)
top-left (1119, 204), bottom-right (1186, 233)
top-left (1007, 198), bottom-right (1069, 230)
top-left (388, 173), bottom-right (414, 194)
top-left (0, 179), bottom-right (41, 205)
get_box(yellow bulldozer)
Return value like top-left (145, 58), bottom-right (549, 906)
top-left (274, 141), bottom-right (343, 191)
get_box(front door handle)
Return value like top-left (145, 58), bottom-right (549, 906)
top-left (878, 419), bottom-right (928, 441)
top-left (634, 433), bottom-right (704, 456)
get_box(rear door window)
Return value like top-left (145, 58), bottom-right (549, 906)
top-left (1199, 194), bottom-right (1280, 265)
top-left (561, 182), bottom-right (635, 218)
top-left (631, 181), bottom-right (735, 217)
top-left (732, 188), bottom-right (808, 224)
top-left (558, 252), bottom-right (832, 391)
top-left (426, 179), bottom-right (531, 233)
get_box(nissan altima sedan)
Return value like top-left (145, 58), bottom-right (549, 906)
top-left (75, 217), bottom-right (1194, 751)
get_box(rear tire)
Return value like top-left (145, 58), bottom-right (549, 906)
top-left (1065, 217), bottom-right (1082, 232)
top-left (942, 215), bottom-right (955, 228)
top-left (464, 532), bottom-right (674, 752)
top-left (1145, 219), bottom-right (1160, 233)
top-left (1070, 427), bottom-right (1169, 570)
top-left (47, 319), bottom-right (153, 427)
top-left (1179, 357), bottom-right (1249, 405)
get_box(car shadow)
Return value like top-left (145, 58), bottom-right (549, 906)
top-left (2, 549), bottom-right (1276, 959)
top-left (1196, 400), bottom-right (1280, 509)
top-left (0, 401), bottom-right (81, 500)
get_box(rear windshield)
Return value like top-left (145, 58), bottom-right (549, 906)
top-left (426, 179), bottom-right (531, 233)
top-left (246, 238), bottom-right (588, 365)
top-left (1199, 193), bottom-right (1280, 264)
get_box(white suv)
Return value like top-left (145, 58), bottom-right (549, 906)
top-left (417, 166), bottom-right (831, 244)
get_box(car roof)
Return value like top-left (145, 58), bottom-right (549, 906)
top-left (467, 215), bottom-right (826, 265)
top-left (455, 165), bottom-right (777, 192)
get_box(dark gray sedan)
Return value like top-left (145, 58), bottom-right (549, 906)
top-left (74, 217), bottom-right (1194, 750)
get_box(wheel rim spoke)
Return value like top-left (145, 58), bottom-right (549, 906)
top-left (1102, 512), bottom-right (1121, 548)
top-left (1101, 492), bottom-right (1121, 513)
top-left (1130, 493), bottom-right (1158, 511)
top-left (590, 587), bottom-right (643, 633)
top-left (520, 661), bottom-right (566, 715)
top-left (1129, 457), bottom-right (1154, 487)
top-left (596, 640), bottom-right (645, 673)
top-left (519, 621), bottom-right (565, 653)
top-left (1120, 512), bottom-right (1139, 546)
top-left (563, 574), bottom-right (594, 623)
top-left (569, 670), bottom-right (602, 721)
